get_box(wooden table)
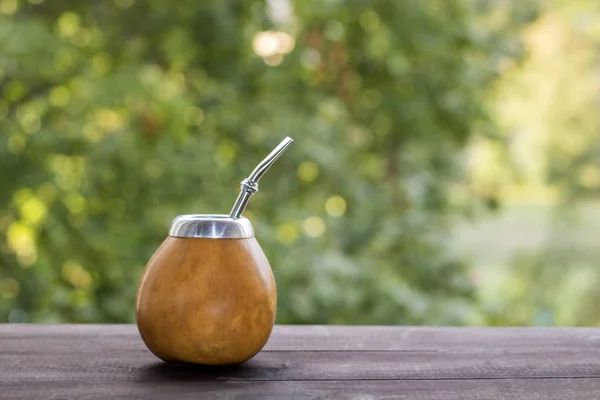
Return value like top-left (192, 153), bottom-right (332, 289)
top-left (2, 325), bottom-right (600, 399)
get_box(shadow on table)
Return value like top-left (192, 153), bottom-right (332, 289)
top-left (140, 358), bottom-right (279, 382)
top-left (136, 361), bottom-right (295, 400)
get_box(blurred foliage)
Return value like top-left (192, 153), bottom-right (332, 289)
top-left (470, 0), bottom-right (600, 326)
top-left (0, 0), bottom-right (543, 325)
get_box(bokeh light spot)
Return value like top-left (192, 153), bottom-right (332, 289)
top-left (252, 30), bottom-right (294, 66)
top-left (64, 193), bottom-right (87, 215)
top-left (368, 31), bottom-right (390, 58)
top-left (325, 195), bottom-right (347, 217)
top-left (346, 126), bottom-right (370, 148)
top-left (253, 31), bottom-right (279, 57)
top-left (297, 161), bottom-right (319, 182)
top-left (157, 80), bottom-right (179, 101)
top-left (83, 123), bottom-right (104, 143)
top-left (276, 222), bottom-right (299, 245)
top-left (303, 216), bottom-right (326, 237)
top-left (359, 10), bottom-right (381, 32)
top-left (95, 108), bottom-right (123, 131)
top-left (140, 64), bottom-right (163, 87)
top-left (301, 49), bottom-right (321, 70)
top-left (20, 197), bottom-right (47, 225)
top-left (276, 32), bottom-right (295, 54)
top-left (6, 222), bottom-right (37, 267)
top-left (578, 165), bottom-right (600, 189)
top-left (57, 12), bottom-right (81, 38)
top-left (325, 21), bottom-right (345, 41)
top-left (184, 106), bottom-right (204, 126)
top-left (62, 260), bottom-right (92, 290)
top-left (216, 140), bottom-right (238, 165)
top-left (252, 31), bottom-right (295, 58)
top-left (49, 86), bottom-right (71, 107)
top-left (264, 54), bottom-right (283, 66)
top-left (0, 0), bottom-right (18, 15)
top-left (20, 113), bottom-right (41, 134)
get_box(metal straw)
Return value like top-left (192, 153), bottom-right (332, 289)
top-left (229, 137), bottom-right (294, 219)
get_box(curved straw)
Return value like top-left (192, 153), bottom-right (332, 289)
top-left (229, 137), bottom-right (294, 219)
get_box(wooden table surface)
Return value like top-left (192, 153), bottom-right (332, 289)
top-left (2, 325), bottom-right (600, 399)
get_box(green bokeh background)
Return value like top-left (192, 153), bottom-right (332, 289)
top-left (1, 0), bottom-right (599, 326)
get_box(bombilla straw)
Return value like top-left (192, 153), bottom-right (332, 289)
top-left (229, 136), bottom-right (294, 219)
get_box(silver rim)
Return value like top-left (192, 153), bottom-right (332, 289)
top-left (168, 214), bottom-right (254, 239)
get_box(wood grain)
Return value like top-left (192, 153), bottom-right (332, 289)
top-left (2, 379), bottom-right (599, 400)
top-left (3, 324), bottom-right (599, 352)
top-left (2, 325), bottom-right (600, 399)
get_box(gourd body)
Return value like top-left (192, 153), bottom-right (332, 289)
top-left (136, 236), bottom-right (276, 365)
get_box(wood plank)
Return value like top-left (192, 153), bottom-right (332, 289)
top-left (2, 324), bottom-right (600, 352)
top-left (2, 347), bottom-right (600, 381)
top-left (3, 324), bottom-right (600, 399)
top-left (1, 378), bottom-right (599, 400)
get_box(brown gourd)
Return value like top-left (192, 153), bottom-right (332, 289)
top-left (136, 137), bottom-right (294, 365)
